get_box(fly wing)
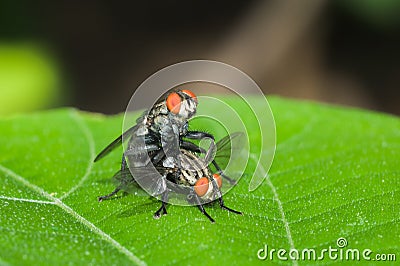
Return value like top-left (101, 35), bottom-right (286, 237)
top-left (209, 132), bottom-right (247, 189)
top-left (114, 165), bottom-right (195, 205)
top-left (94, 124), bottom-right (139, 162)
top-left (111, 168), bottom-right (145, 196)
top-left (112, 164), bottom-right (167, 197)
top-left (214, 132), bottom-right (245, 169)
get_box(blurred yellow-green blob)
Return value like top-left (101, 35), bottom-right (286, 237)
top-left (0, 44), bottom-right (61, 115)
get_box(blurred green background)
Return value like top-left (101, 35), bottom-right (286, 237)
top-left (0, 44), bottom-right (61, 114)
top-left (0, 0), bottom-right (399, 115)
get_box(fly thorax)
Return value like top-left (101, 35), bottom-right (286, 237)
top-left (171, 124), bottom-right (180, 136)
top-left (180, 122), bottom-right (189, 136)
top-left (146, 102), bottom-right (169, 129)
top-left (163, 156), bottom-right (178, 168)
top-left (135, 124), bottom-right (148, 136)
top-left (153, 114), bottom-right (169, 130)
top-left (149, 101), bottom-right (168, 117)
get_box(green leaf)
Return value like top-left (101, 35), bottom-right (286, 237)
top-left (0, 97), bottom-right (399, 265)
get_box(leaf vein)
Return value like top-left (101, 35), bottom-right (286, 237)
top-left (0, 164), bottom-right (146, 266)
top-left (0, 196), bottom-right (55, 205)
top-left (60, 110), bottom-right (96, 200)
top-left (250, 154), bottom-right (298, 266)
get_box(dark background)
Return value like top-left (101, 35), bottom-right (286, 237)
top-left (1, 0), bottom-right (399, 115)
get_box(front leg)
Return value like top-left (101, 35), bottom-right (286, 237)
top-left (184, 130), bottom-right (215, 141)
top-left (209, 178), bottom-right (242, 215)
top-left (181, 140), bottom-right (237, 185)
top-left (190, 192), bottom-right (215, 223)
top-left (180, 140), bottom-right (205, 153)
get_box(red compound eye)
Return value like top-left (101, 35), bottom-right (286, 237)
top-left (194, 177), bottom-right (209, 197)
top-left (213, 174), bottom-right (222, 188)
top-left (166, 92), bottom-right (181, 114)
top-left (181, 89), bottom-right (198, 104)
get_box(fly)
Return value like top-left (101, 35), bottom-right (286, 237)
top-left (94, 89), bottom-right (201, 167)
top-left (94, 89), bottom-right (236, 189)
top-left (99, 133), bottom-right (243, 223)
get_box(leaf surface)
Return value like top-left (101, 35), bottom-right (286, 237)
top-left (0, 97), bottom-right (399, 265)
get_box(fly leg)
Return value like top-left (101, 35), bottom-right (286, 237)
top-left (212, 161), bottom-right (237, 185)
top-left (210, 178), bottom-right (242, 215)
top-left (184, 131), bottom-right (215, 141)
top-left (181, 140), bottom-right (237, 185)
top-left (182, 131), bottom-right (215, 159)
top-left (151, 149), bottom-right (166, 165)
top-left (98, 188), bottom-right (121, 202)
top-left (98, 154), bottom-right (127, 202)
top-left (153, 189), bottom-right (169, 219)
top-left (188, 192), bottom-right (215, 223)
top-left (218, 196), bottom-right (242, 215)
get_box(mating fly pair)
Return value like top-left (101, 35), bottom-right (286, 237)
top-left (95, 89), bottom-right (242, 222)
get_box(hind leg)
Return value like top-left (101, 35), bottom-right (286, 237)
top-left (153, 190), bottom-right (169, 219)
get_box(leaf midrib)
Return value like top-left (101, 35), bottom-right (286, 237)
top-left (0, 109), bottom-right (146, 266)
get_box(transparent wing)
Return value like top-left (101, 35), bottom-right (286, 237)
top-left (208, 132), bottom-right (247, 190)
top-left (113, 164), bottom-right (193, 205)
top-left (214, 132), bottom-right (245, 170)
top-left (112, 164), bottom-right (167, 197)
top-left (110, 168), bottom-right (146, 196)
top-left (94, 124), bottom-right (139, 162)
